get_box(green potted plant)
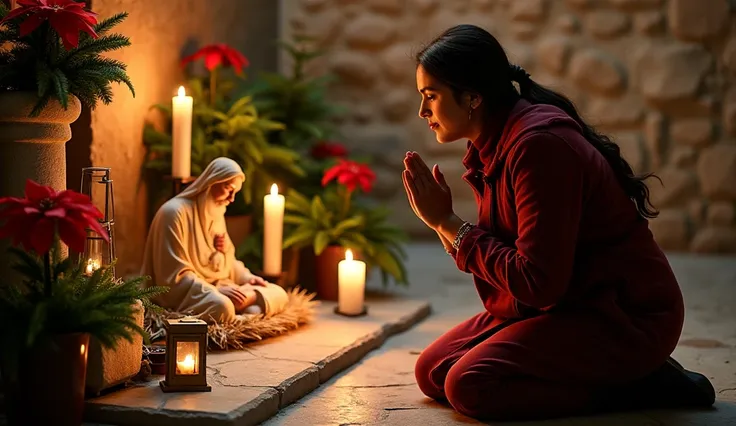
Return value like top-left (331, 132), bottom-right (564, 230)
top-left (248, 35), bottom-right (345, 150)
top-left (142, 43), bottom-right (305, 246)
top-left (282, 159), bottom-right (408, 299)
top-left (0, 179), bottom-right (167, 426)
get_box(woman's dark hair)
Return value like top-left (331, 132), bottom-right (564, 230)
top-left (416, 24), bottom-right (660, 220)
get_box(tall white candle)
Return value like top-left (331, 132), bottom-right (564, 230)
top-left (338, 249), bottom-right (366, 315)
top-left (263, 183), bottom-right (284, 275)
top-left (172, 86), bottom-right (193, 178)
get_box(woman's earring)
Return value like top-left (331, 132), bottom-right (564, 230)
top-left (468, 108), bottom-right (473, 121)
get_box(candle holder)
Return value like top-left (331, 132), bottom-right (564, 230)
top-left (334, 306), bottom-right (368, 317)
top-left (79, 167), bottom-right (116, 276)
top-left (168, 176), bottom-right (197, 197)
top-left (159, 317), bottom-right (211, 393)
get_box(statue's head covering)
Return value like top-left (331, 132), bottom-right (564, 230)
top-left (176, 157), bottom-right (245, 200)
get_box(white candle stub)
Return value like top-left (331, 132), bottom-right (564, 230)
top-left (338, 249), bottom-right (366, 315)
top-left (172, 86), bottom-right (193, 179)
top-left (177, 354), bottom-right (196, 375)
top-left (263, 183), bottom-right (284, 276)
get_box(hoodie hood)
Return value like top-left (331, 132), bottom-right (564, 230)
top-left (462, 99), bottom-right (583, 180)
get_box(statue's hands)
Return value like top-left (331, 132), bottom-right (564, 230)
top-left (243, 273), bottom-right (267, 287)
top-left (219, 286), bottom-right (256, 312)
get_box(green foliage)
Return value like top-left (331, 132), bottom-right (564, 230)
top-left (248, 36), bottom-right (346, 149)
top-left (281, 188), bottom-right (409, 286)
top-left (0, 6), bottom-right (135, 116)
top-left (0, 245), bottom-right (168, 381)
top-left (142, 77), bottom-right (306, 211)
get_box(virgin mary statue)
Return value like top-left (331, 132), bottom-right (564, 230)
top-left (141, 157), bottom-right (288, 323)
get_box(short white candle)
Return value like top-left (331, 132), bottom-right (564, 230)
top-left (172, 86), bottom-right (193, 179)
top-left (263, 183), bottom-right (284, 276)
top-left (338, 249), bottom-right (366, 315)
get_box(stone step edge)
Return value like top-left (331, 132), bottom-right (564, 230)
top-left (83, 301), bottom-right (433, 426)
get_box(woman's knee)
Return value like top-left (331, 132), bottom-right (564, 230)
top-left (414, 347), bottom-right (448, 400)
top-left (445, 363), bottom-right (502, 420)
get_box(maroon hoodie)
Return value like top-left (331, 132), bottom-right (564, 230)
top-left (455, 99), bottom-right (684, 350)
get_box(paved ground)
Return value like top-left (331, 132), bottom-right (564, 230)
top-left (264, 242), bottom-right (736, 426)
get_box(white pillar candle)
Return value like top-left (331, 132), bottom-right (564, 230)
top-left (263, 183), bottom-right (284, 275)
top-left (172, 86), bottom-right (193, 179)
top-left (338, 249), bottom-right (366, 315)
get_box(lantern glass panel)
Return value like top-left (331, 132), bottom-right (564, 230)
top-left (175, 341), bottom-right (200, 375)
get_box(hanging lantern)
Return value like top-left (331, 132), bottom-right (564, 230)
top-left (159, 317), bottom-right (211, 392)
top-left (79, 167), bottom-right (116, 276)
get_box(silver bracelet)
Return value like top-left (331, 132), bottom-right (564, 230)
top-left (452, 222), bottom-right (475, 250)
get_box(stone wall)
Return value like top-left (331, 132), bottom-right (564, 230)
top-left (91, 0), bottom-right (278, 276)
top-left (280, 0), bottom-right (736, 253)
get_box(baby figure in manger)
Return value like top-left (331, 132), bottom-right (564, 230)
top-left (141, 157), bottom-right (288, 323)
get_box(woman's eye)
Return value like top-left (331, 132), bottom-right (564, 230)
top-left (427, 95), bottom-right (435, 100)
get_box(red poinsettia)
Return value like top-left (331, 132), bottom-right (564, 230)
top-left (321, 159), bottom-right (376, 193)
top-left (0, 179), bottom-right (108, 255)
top-left (180, 44), bottom-right (250, 74)
top-left (310, 141), bottom-right (348, 160)
top-left (0, 0), bottom-right (99, 50)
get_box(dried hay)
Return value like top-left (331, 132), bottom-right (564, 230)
top-left (144, 287), bottom-right (319, 350)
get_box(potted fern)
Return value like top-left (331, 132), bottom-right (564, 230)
top-left (283, 159), bottom-right (408, 300)
top-left (142, 43), bottom-right (305, 247)
top-left (0, 179), bottom-right (167, 426)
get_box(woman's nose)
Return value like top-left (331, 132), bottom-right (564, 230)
top-left (418, 103), bottom-right (430, 119)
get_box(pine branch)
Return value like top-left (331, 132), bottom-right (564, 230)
top-left (93, 12), bottom-right (128, 36)
top-left (62, 34), bottom-right (131, 65)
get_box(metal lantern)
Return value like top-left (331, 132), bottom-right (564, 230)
top-left (79, 167), bottom-right (116, 276)
top-left (159, 317), bottom-right (211, 392)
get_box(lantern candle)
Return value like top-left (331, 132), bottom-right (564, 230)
top-left (172, 86), bottom-right (193, 179)
top-left (176, 354), bottom-right (196, 375)
top-left (85, 258), bottom-right (101, 275)
top-left (263, 183), bottom-right (284, 276)
top-left (338, 249), bottom-right (366, 315)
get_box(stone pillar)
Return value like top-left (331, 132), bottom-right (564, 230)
top-left (0, 91), bottom-right (81, 280)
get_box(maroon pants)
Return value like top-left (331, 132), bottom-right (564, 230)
top-left (414, 309), bottom-right (677, 421)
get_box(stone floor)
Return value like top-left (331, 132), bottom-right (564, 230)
top-left (264, 243), bottom-right (736, 426)
top-left (3, 242), bottom-right (734, 426)
top-left (82, 298), bottom-right (431, 426)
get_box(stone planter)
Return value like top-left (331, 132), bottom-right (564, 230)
top-left (0, 91), bottom-right (81, 280)
top-left (85, 300), bottom-right (145, 396)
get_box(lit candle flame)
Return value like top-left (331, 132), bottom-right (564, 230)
top-left (177, 85), bottom-right (186, 97)
top-left (270, 183), bottom-right (278, 196)
top-left (345, 249), bottom-right (353, 262)
top-left (80, 344), bottom-right (86, 355)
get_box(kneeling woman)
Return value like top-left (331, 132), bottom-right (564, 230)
top-left (403, 24), bottom-right (714, 421)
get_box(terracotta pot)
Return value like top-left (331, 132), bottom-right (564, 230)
top-left (0, 91), bottom-right (81, 283)
top-left (225, 214), bottom-right (253, 249)
top-left (281, 246), bottom-right (301, 288)
top-left (3, 332), bottom-right (90, 426)
top-left (313, 245), bottom-right (364, 301)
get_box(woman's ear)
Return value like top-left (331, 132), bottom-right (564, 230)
top-left (464, 92), bottom-right (482, 110)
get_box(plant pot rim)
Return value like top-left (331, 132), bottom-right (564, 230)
top-left (0, 90), bottom-right (82, 122)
